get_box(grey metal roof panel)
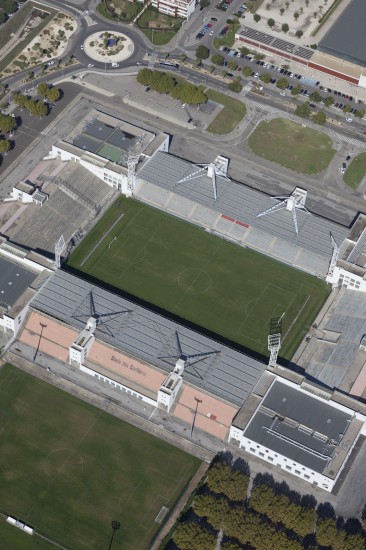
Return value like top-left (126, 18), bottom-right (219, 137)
top-left (138, 152), bottom-right (348, 263)
top-left (0, 256), bottom-right (38, 309)
top-left (244, 412), bottom-right (330, 473)
top-left (319, 0), bottom-right (366, 66)
top-left (262, 380), bottom-right (351, 438)
top-left (30, 270), bottom-right (266, 406)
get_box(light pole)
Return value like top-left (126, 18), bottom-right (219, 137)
top-left (190, 397), bottom-right (202, 438)
top-left (34, 322), bottom-right (47, 362)
top-left (108, 520), bottom-right (120, 550)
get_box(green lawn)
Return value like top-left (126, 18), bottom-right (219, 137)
top-left (0, 520), bottom-right (55, 550)
top-left (343, 152), bottom-right (366, 189)
top-left (0, 364), bottom-right (201, 550)
top-left (68, 198), bottom-right (330, 360)
top-left (248, 118), bottom-right (336, 174)
top-left (137, 6), bottom-right (183, 45)
top-left (206, 89), bottom-right (247, 134)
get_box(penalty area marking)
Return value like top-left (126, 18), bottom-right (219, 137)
top-left (80, 213), bottom-right (124, 267)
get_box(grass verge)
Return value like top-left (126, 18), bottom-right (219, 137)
top-left (206, 88), bottom-right (246, 134)
top-left (343, 152), bottom-right (366, 190)
top-left (0, 364), bottom-right (201, 550)
top-left (68, 198), bottom-right (330, 360)
top-left (248, 118), bottom-right (335, 174)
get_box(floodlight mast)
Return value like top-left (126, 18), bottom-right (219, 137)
top-left (328, 233), bottom-right (339, 277)
top-left (55, 234), bottom-right (66, 269)
top-left (257, 187), bottom-right (310, 236)
top-left (126, 134), bottom-right (146, 196)
top-left (178, 155), bottom-right (229, 201)
top-left (268, 315), bottom-right (284, 367)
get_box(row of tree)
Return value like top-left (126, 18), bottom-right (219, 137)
top-left (169, 455), bottom-right (366, 550)
top-left (137, 68), bottom-right (207, 105)
top-left (13, 93), bottom-right (49, 117)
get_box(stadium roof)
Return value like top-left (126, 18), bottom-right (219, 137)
top-left (319, 0), bottom-right (366, 67)
top-left (30, 270), bottom-right (267, 406)
top-left (0, 255), bottom-right (39, 310)
top-left (243, 379), bottom-right (352, 473)
top-left (138, 152), bottom-right (348, 275)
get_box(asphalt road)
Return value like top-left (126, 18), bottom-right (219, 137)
top-left (0, 82), bottom-right (81, 177)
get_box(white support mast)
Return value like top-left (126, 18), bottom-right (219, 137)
top-left (178, 155), bottom-right (229, 201)
top-left (257, 187), bottom-right (311, 236)
top-left (328, 233), bottom-right (339, 277)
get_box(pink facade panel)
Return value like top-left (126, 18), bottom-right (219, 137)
top-left (173, 403), bottom-right (230, 439)
top-left (88, 341), bottom-right (166, 392)
top-left (20, 312), bottom-right (77, 361)
top-left (350, 361), bottom-right (366, 397)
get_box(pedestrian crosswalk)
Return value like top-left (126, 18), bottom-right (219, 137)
top-left (249, 100), bottom-right (281, 114)
top-left (148, 54), bottom-right (158, 68)
top-left (240, 83), bottom-right (252, 97)
top-left (334, 133), bottom-right (365, 148)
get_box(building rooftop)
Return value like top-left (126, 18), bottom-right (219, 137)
top-left (138, 152), bottom-right (348, 276)
top-left (243, 379), bottom-right (353, 473)
top-left (0, 255), bottom-right (39, 311)
top-left (65, 109), bottom-right (158, 168)
top-left (297, 289), bottom-right (366, 391)
top-left (30, 270), bottom-right (267, 407)
top-left (319, 0), bottom-right (366, 67)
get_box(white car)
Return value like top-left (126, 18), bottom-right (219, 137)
top-left (111, 62), bottom-right (119, 68)
top-left (48, 60), bottom-right (55, 65)
top-left (209, 30), bottom-right (214, 36)
top-left (346, 117), bottom-right (353, 122)
top-left (280, 91), bottom-right (286, 96)
top-left (80, 44), bottom-right (84, 50)
top-left (87, 63), bottom-right (94, 68)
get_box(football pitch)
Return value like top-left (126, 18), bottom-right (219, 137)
top-left (68, 198), bottom-right (330, 360)
top-left (0, 365), bottom-right (201, 550)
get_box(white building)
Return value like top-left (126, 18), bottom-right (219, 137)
top-left (9, 181), bottom-right (48, 206)
top-left (151, 0), bottom-right (196, 19)
top-left (229, 376), bottom-right (366, 492)
top-left (326, 213), bottom-right (366, 292)
top-left (0, 240), bottom-right (53, 336)
top-left (46, 110), bottom-right (169, 196)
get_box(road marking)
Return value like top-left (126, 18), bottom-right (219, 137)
top-left (334, 133), bottom-right (365, 148)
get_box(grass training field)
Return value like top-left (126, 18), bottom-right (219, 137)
top-left (343, 152), bottom-right (366, 189)
top-left (0, 364), bottom-right (201, 550)
top-left (206, 89), bottom-right (247, 134)
top-left (68, 198), bottom-right (330, 360)
top-left (248, 118), bottom-right (335, 174)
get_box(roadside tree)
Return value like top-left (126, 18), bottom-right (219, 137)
top-left (0, 138), bottom-right (11, 155)
top-left (196, 45), bottom-right (210, 60)
top-left (312, 111), bottom-right (327, 125)
top-left (242, 66), bottom-right (252, 77)
top-left (211, 54), bottom-right (224, 66)
top-left (296, 101), bottom-right (311, 118)
top-left (276, 77), bottom-right (289, 89)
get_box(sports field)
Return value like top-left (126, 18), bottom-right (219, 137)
top-left (68, 198), bottom-right (330, 360)
top-left (0, 364), bottom-right (201, 550)
top-left (248, 118), bottom-right (335, 174)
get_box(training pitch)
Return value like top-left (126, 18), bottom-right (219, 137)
top-left (0, 365), bottom-right (201, 550)
top-left (68, 199), bottom-right (330, 360)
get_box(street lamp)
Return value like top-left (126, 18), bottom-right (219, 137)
top-left (34, 322), bottom-right (47, 362)
top-left (108, 520), bottom-right (120, 550)
top-left (190, 397), bottom-right (202, 438)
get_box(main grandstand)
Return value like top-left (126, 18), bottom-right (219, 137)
top-left (137, 152), bottom-right (348, 277)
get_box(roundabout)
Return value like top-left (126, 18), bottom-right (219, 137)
top-left (82, 30), bottom-right (135, 64)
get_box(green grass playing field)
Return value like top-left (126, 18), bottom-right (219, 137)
top-left (0, 364), bottom-right (201, 550)
top-left (68, 198), bottom-right (330, 360)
